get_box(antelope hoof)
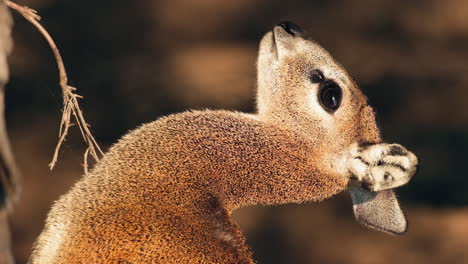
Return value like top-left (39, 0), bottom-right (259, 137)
top-left (349, 143), bottom-right (418, 192)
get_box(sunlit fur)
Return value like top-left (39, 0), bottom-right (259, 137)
top-left (30, 26), bottom-right (390, 264)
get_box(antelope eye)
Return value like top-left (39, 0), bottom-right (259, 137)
top-left (318, 81), bottom-right (342, 112)
top-left (309, 69), bottom-right (324, 83)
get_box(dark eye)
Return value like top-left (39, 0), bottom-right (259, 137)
top-left (318, 81), bottom-right (342, 112)
top-left (309, 69), bottom-right (324, 83)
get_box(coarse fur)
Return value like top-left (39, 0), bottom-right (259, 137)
top-left (29, 23), bottom-right (418, 264)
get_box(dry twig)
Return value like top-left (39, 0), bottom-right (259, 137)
top-left (6, 0), bottom-right (104, 174)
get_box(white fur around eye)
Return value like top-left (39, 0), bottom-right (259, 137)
top-left (305, 81), bottom-right (335, 124)
top-left (304, 66), bottom-right (350, 120)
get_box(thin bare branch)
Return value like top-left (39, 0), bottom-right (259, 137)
top-left (5, 0), bottom-right (104, 172)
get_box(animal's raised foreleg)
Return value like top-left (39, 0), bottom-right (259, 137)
top-left (349, 143), bottom-right (418, 192)
top-left (346, 143), bottom-right (418, 234)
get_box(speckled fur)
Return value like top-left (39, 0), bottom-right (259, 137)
top-left (30, 25), bottom-right (382, 264)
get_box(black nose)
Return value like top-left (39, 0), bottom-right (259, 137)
top-left (277, 21), bottom-right (304, 36)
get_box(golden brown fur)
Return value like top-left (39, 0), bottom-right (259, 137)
top-left (32, 111), bottom-right (350, 263)
top-left (29, 23), bottom-right (417, 263)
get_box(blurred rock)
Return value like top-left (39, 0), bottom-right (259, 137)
top-left (164, 44), bottom-right (256, 109)
top-left (3, 0), bottom-right (468, 263)
top-left (235, 199), bottom-right (468, 264)
top-left (151, 0), bottom-right (266, 42)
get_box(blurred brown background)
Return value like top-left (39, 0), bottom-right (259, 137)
top-left (5, 0), bottom-right (468, 263)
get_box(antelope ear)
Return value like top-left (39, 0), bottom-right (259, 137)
top-left (348, 185), bottom-right (407, 235)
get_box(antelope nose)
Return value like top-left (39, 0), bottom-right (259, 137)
top-left (277, 21), bottom-right (304, 37)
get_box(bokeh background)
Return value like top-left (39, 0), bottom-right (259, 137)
top-left (4, 0), bottom-right (468, 263)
